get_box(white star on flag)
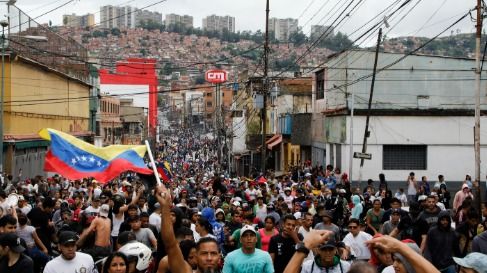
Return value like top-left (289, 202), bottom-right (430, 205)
top-left (71, 158), bottom-right (77, 165)
top-left (97, 161), bottom-right (102, 167)
top-left (89, 156), bottom-right (95, 163)
top-left (76, 156), bottom-right (80, 161)
top-left (81, 156), bottom-right (87, 161)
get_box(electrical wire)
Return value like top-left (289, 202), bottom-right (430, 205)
top-left (9, 0), bottom-right (78, 30)
top-left (274, 0), bottom-right (365, 77)
top-left (327, 9), bottom-right (473, 94)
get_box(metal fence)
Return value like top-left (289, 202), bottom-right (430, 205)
top-left (5, 4), bottom-right (89, 83)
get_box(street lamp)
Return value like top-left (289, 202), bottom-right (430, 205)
top-left (0, 19), bottom-right (7, 173)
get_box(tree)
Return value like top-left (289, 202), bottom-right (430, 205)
top-left (318, 31), bottom-right (353, 51)
top-left (111, 28), bottom-right (121, 36)
top-left (139, 19), bottom-right (165, 31)
top-left (289, 30), bottom-right (307, 46)
top-left (162, 62), bottom-right (173, 75)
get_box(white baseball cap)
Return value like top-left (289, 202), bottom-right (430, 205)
top-left (240, 225), bottom-right (257, 236)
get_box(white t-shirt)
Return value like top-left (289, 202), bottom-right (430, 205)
top-left (191, 223), bottom-right (201, 242)
top-left (17, 225), bottom-right (36, 248)
top-left (44, 252), bottom-right (97, 273)
top-left (382, 265), bottom-right (395, 273)
top-left (301, 259), bottom-right (350, 273)
top-left (93, 187), bottom-right (102, 198)
top-left (284, 195), bottom-right (294, 209)
top-left (20, 204), bottom-right (32, 215)
top-left (149, 212), bottom-right (161, 233)
top-left (84, 206), bottom-right (100, 217)
top-left (343, 231), bottom-right (373, 260)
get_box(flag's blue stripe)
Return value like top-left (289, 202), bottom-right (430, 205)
top-left (158, 162), bottom-right (172, 178)
top-left (49, 133), bottom-right (146, 172)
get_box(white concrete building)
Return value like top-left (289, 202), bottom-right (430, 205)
top-left (269, 18), bottom-right (298, 42)
top-left (100, 5), bottom-right (136, 29)
top-left (202, 15), bottom-right (235, 33)
top-left (165, 14), bottom-right (193, 29)
top-left (312, 50), bottom-right (487, 183)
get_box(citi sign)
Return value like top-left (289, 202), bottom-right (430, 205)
top-left (205, 70), bottom-right (228, 84)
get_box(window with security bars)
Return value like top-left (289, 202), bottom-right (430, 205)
top-left (383, 145), bottom-right (427, 170)
top-left (316, 69), bottom-right (325, 100)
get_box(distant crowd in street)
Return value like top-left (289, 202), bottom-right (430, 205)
top-left (0, 128), bottom-right (486, 273)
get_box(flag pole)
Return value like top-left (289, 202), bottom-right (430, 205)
top-left (145, 140), bottom-right (162, 186)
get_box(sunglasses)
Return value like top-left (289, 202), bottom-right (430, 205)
top-left (348, 225), bottom-right (358, 229)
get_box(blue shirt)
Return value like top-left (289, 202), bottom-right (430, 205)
top-left (223, 248), bottom-right (274, 273)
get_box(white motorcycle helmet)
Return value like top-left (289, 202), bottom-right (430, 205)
top-left (118, 242), bottom-right (152, 272)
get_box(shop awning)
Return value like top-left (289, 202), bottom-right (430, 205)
top-left (267, 134), bottom-right (282, 150)
top-left (265, 134), bottom-right (280, 145)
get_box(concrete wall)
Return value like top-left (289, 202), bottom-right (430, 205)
top-left (325, 50), bottom-right (487, 111)
top-left (5, 60), bottom-right (90, 135)
top-left (327, 115), bottom-right (487, 183)
top-left (232, 110), bottom-right (247, 153)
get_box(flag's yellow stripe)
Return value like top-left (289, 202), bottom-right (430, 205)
top-left (39, 128), bottom-right (147, 161)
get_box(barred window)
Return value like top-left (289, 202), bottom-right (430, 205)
top-left (383, 145), bottom-right (427, 170)
top-left (316, 69), bottom-right (325, 100)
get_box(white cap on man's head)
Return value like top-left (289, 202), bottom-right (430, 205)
top-left (99, 204), bottom-right (110, 217)
top-left (240, 225), bottom-right (257, 236)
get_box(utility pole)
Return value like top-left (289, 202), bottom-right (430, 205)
top-left (474, 0), bottom-right (482, 218)
top-left (0, 20), bottom-right (8, 174)
top-left (349, 87), bottom-right (354, 185)
top-left (216, 83), bottom-right (222, 164)
top-left (359, 28), bottom-right (382, 186)
top-left (261, 0), bottom-right (270, 175)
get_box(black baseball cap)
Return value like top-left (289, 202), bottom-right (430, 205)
top-left (58, 231), bottom-right (78, 245)
top-left (0, 233), bottom-right (25, 253)
top-left (319, 241), bottom-right (345, 249)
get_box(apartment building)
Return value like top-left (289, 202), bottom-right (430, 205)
top-left (165, 14), bottom-right (194, 29)
top-left (202, 15), bottom-right (235, 33)
top-left (62, 13), bottom-right (95, 28)
top-left (268, 18), bottom-right (298, 42)
top-left (310, 25), bottom-right (335, 39)
top-left (100, 5), bottom-right (136, 29)
top-left (136, 10), bottom-right (163, 26)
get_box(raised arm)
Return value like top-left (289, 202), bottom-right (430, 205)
top-left (367, 235), bottom-right (440, 273)
top-left (77, 218), bottom-right (97, 247)
top-left (155, 185), bottom-right (191, 273)
top-left (283, 230), bottom-right (332, 273)
top-left (32, 229), bottom-right (48, 254)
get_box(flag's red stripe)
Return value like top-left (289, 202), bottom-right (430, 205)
top-left (156, 167), bottom-right (170, 182)
top-left (44, 150), bottom-right (153, 183)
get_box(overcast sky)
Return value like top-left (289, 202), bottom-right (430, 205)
top-left (14, 0), bottom-right (475, 40)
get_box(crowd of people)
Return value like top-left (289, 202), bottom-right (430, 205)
top-left (0, 130), bottom-right (486, 273)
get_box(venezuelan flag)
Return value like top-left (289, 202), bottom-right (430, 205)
top-left (39, 128), bottom-right (153, 183)
top-left (156, 160), bottom-right (173, 182)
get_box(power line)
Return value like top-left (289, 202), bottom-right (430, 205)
top-left (297, 0), bottom-right (318, 21)
top-left (60, 0), bottom-right (168, 36)
top-left (9, 0), bottom-right (78, 30)
top-left (61, 0), bottom-right (137, 27)
top-left (274, 0), bottom-right (364, 77)
top-left (306, 0), bottom-right (414, 77)
top-left (6, 36), bottom-right (263, 76)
